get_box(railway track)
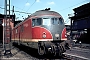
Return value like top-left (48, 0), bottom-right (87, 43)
top-left (1, 43), bottom-right (89, 60)
top-left (63, 53), bottom-right (89, 60)
top-left (10, 43), bottom-right (80, 60)
top-left (11, 43), bottom-right (72, 60)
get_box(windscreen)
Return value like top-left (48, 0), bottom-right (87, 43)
top-left (42, 18), bottom-right (51, 25)
top-left (51, 17), bottom-right (64, 25)
top-left (32, 18), bottom-right (42, 26)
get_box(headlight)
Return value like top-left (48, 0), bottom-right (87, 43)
top-left (42, 32), bottom-right (46, 38)
top-left (55, 34), bottom-right (59, 37)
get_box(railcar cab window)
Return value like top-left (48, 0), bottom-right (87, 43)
top-left (32, 18), bottom-right (42, 26)
top-left (51, 17), bottom-right (63, 25)
top-left (59, 18), bottom-right (64, 24)
top-left (42, 18), bottom-right (51, 25)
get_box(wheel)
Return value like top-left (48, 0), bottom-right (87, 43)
top-left (58, 47), bottom-right (63, 56)
top-left (38, 46), bottom-right (45, 55)
top-left (59, 53), bottom-right (63, 56)
top-left (51, 46), bottom-right (56, 56)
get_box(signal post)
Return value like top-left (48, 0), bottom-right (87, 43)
top-left (3, 0), bottom-right (15, 55)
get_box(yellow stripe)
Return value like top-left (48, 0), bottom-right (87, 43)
top-left (12, 39), bottom-right (53, 42)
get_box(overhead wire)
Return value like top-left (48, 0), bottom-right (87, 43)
top-left (26, 0), bottom-right (36, 12)
top-left (59, 0), bottom-right (88, 11)
top-left (0, 6), bottom-right (31, 14)
top-left (0, 0), bottom-right (89, 17)
top-left (0, 6), bottom-right (4, 9)
top-left (14, 10), bottom-right (31, 14)
top-left (21, 0), bottom-right (29, 11)
top-left (61, 0), bottom-right (88, 24)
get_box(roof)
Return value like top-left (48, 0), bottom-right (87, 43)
top-left (30, 10), bottom-right (61, 16)
top-left (73, 2), bottom-right (90, 12)
top-left (70, 2), bottom-right (90, 20)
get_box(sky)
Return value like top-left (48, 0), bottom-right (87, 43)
top-left (0, 0), bottom-right (90, 25)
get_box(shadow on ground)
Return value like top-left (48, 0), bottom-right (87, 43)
top-left (12, 43), bottom-right (67, 59)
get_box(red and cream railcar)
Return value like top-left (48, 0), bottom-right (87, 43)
top-left (12, 9), bottom-right (70, 56)
top-left (12, 18), bottom-right (32, 43)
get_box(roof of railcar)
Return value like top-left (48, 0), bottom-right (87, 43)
top-left (30, 10), bottom-right (61, 16)
top-left (14, 10), bottom-right (62, 28)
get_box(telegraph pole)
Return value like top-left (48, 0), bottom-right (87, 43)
top-left (3, 0), bottom-right (11, 55)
